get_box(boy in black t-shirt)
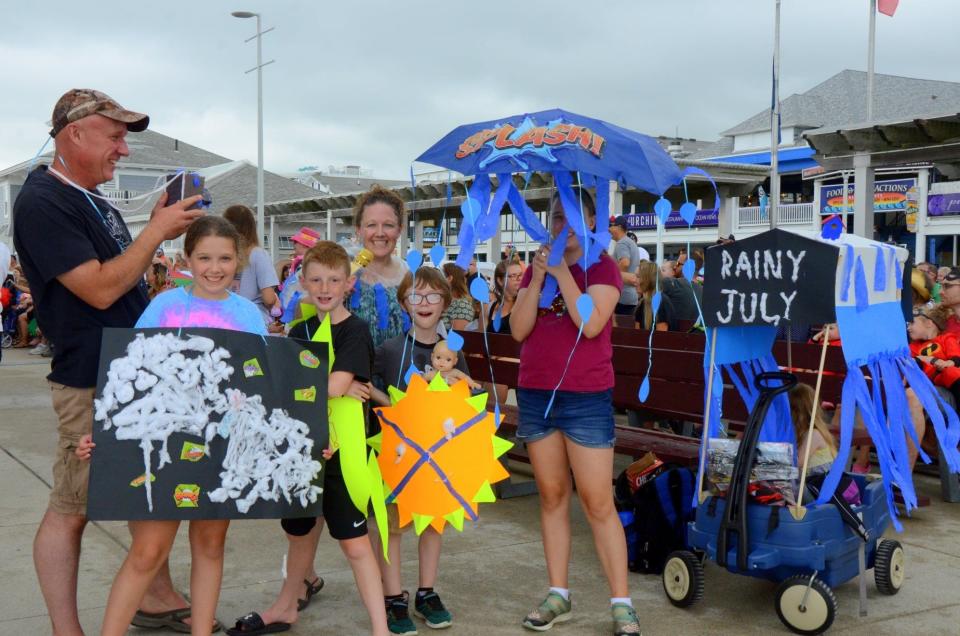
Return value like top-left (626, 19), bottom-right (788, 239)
top-left (228, 242), bottom-right (387, 636)
top-left (368, 267), bottom-right (468, 633)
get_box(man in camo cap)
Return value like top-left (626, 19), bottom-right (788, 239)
top-left (14, 89), bottom-right (205, 635)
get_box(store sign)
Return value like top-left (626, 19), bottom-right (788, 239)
top-left (624, 208), bottom-right (718, 230)
top-left (818, 178), bottom-right (918, 215)
top-left (423, 227), bottom-right (439, 242)
top-left (928, 192), bottom-right (960, 218)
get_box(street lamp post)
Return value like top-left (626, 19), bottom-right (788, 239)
top-left (231, 11), bottom-right (274, 251)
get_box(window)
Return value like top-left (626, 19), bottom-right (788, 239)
top-left (119, 174), bottom-right (161, 192)
top-left (278, 236), bottom-right (293, 250)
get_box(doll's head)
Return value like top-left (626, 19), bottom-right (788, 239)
top-left (431, 340), bottom-right (459, 373)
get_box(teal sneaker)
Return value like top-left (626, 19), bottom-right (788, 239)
top-left (386, 592), bottom-right (418, 636)
top-left (522, 592), bottom-right (572, 631)
top-left (611, 603), bottom-right (642, 636)
top-left (413, 591), bottom-right (452, 629)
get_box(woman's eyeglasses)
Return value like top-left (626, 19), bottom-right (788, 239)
top-left (506, 273), bottom-right (523, 280)
top-left (406, 292), bottom-right (444, 305)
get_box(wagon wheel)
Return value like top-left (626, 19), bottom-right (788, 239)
top-left (774, 574), bottom-right (837, 635)
top-left (874, 539), bottom-right (905, 595)
top-left (662, 550), bottom-right (704, 608)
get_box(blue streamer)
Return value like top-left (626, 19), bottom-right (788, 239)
top-left (840, 244), bottom-right (855, 302)
top-left (873, 245), bottom-right (887, 292)
top-left (894, 252), bottom-right (903, 290)
top-left (899, 357), bottom-right (960, 472)
top-left (350, 278), bottom-right (362, 309)
top-left (854, 256), bottom-right (869, 312)
top-left (374, 283), bottom-right (389, 330)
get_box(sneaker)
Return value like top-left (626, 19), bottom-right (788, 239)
top-left (611, 603), bottom-right (641, 636)
top-left (413, 591), bottom-right (452, 629)
top-left (522, 592), bottom-right (572, 631)
top-left (29, 343), bottom-right (50, 356)
top-left (387, 591), bottom-right (418, 636)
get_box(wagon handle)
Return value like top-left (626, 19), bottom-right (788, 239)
top-left (696, 328), bottom-right (719, 504)
top-left (791, 324), bottom-right (832, 521)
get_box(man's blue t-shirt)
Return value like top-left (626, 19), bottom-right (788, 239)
top-left (13, 166), bottom-right (148, 387)
top-left (136, 287), bottom-right (267, 335)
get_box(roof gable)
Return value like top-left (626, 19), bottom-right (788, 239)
top-left (720, 70), bottom-right (960, 137)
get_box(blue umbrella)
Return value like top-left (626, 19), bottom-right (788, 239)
top-left (417, 108), bottom-right (684, 194)
top-left (415, 109), bottom-right (708, 415)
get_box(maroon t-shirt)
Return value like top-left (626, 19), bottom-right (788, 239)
top-left (518, 253), bottom-right (622, 392)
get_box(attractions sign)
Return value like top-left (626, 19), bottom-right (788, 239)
top-left (818, 178), bottom-right (918, 215)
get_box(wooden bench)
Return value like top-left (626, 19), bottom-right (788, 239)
top-left (461, 328), bottom-right (936, 506)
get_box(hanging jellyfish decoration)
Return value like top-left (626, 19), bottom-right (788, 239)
top-left (368, 108), bottom-right (723, 529)
top-left (699, 226), bottom-right (960, 528)
top-left (416, 108), bottom-right (719, 409)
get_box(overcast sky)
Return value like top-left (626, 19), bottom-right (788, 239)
top-left (2, 0), bottom-right (956, 179)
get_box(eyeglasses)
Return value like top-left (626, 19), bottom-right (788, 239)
top-left (406, 292), bottom-right (444, 305)
top-left (506, 273), bottom-right (523, 280)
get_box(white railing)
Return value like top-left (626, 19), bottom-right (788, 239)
top-left (737, 202), bottom-right (815, 228)
top-left (102, 190), bottom-right (147, 203)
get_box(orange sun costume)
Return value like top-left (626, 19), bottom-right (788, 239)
top-left (370, 373), bottom-right (512, 534)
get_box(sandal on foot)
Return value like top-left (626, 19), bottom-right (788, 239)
top-left (522, 592), bottom-right (572, 631)
top-left (226, 612), bottom-right (290, 635)
top-left (131, 608), bottom-right (223, 633)
top-left (297, 576), bottom-right (325, 611)
top-left (611, 603), bottom-right (642, 636)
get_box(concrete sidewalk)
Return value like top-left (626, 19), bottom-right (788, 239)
top-left (2, 347), bottom-right (959, 635)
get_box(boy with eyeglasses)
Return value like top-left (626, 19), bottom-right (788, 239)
top-left (369, 266), bottom-right (469, 634)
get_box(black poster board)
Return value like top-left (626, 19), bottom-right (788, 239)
top-left (703, 229), bottom-right (838, 328)
top-left (88, 328), bottom-right (329, 521)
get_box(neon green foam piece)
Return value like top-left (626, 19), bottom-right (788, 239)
top-left (285, 301), bottom-right (317, 330)
top-left (472, 481), bottom-right (496, 503)
top-left (465, 393), bottom-right (488, 414)
top-left (492, 435), bottom-right (514, 459)
top-left (367, 450), bottom-right (389, 562)
top-left (328, 397), bottom-right (369, 513)
top-left (366, 432), bottom-right (383, 453)
top-left (427, 373), bottom-right (451, 391)
top-left (444, 508), bottom-right (466, 532)
top-left (412, 513), bottom-right (434, 535)
top-left (388, 386), bottom-right (406, 405)
top-left (309, 313), bottom-right (334, 373)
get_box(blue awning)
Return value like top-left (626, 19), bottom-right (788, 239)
top-left (707, 146), bottom-right (818, 174)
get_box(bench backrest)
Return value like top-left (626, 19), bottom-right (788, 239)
top-left (461, 327), bottom-right (848, 426)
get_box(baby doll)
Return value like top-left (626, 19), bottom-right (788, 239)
top-left (423, 340), bottom-right (481, 390)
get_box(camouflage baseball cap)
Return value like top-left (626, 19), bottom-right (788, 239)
top-left (49, 88), bottom-right (149, 138)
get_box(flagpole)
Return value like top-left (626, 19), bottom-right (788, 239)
top-left (867, 0), bottom-right (877, 124)
top-left (769, 0), bottom-right (781, 230)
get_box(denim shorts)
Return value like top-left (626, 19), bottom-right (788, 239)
top-left (516, 388), bottom-right (615, 449)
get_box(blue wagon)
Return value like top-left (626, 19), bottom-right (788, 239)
top-left (661, 372), bottom-right (905, 635)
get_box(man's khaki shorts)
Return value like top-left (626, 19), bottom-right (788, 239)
top-left (48, 382), bottom-right (95, 516)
